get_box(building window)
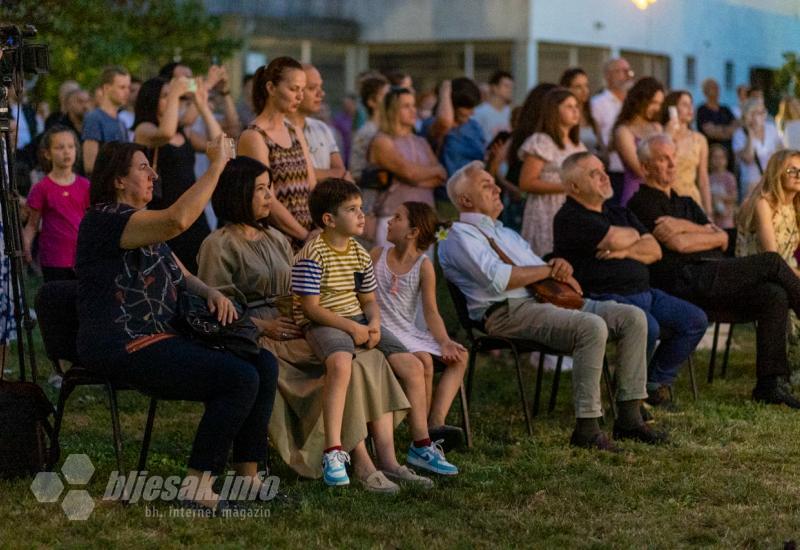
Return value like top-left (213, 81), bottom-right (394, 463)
top-left (725, 61), bottom-right (735, 90)
top-left (685, 56), bottom-right (696, 86)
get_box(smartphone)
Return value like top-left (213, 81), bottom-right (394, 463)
top-left (668, 106), bottom-right (678, 122)
top-left (186, 78), bottom-right (197, 93)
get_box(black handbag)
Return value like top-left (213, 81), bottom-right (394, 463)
top-left (173, 292), bottom-right (260, 360)
top-left (0, 379), bottom-right (58, 477)
top-left (359, 166), bottom-right (394, 190)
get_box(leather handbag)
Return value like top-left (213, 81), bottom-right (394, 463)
top-left (172, 292), bottom-right (260, 360)
top-left (465, 223), bottom-right (584, 310)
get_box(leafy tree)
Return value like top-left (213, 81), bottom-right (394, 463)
top-left (775, 52), bottom-right (800, 99)
top-left (1, 0), bottom-right (240, 102)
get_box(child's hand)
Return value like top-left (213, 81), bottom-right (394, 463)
top-left (441, 339), bottom-right (466, 363)
top-left (366, 327), bottom-right (380, 349)
top-left (350, 321), bottom-right (370, 346)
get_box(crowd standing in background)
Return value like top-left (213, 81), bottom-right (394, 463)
top-left (8, 49), bottom-right (800, 510)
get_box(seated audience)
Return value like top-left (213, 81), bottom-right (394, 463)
top-left (628, 134), bottom-right (800, 407)
top-left (76, 137), bottom-right (279, 513)
top-left (293, 179), bottom-right (459, 488)
top-left (554, 152), bottom-right (707, 408)
top-left (439, 160), bottom-right (667, 450)
top-left (197, 156), bottom-right (425, 491)
top-left (371, 201), bottom-right (468, 447)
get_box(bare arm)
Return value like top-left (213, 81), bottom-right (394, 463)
top-left (300, 293), bottom-right (363, 336)
top-left (314, 152), bottom-right (353, 182)
top-left (186, 78), bottom-right (224, 152)
top-left (119, 134), bottom-right (231, 249)
top-left (599, 233), bottom-right (662, 264)
top-left (428, 80), bottom-right (453, 147)
top-left (596, 226), bottom-right (641, 251)
top-left (370, 134), bottom-right (446, 187)
top-left (697, 136), bottom-right (712, 214)
top-left (653, 217), bottom-right (728, 253)
top-left (22, 208), bottom-right (41, 263)
top-left (237, 128), bottom-right (310, 241)
top-left (614, 125), bottom-right (644, 178)
top-left (518, 155), bottom-right (566, 194)
top-left (294, 124), bottom-right (318, 191)
top-left (506, 264), bottom-right (555, 290)
top-left (134, 78), bottom-right (189, 148)
top-left (83, 140), bottom-right (99, 176)
top-left (419, 258), bottom-right (454, 346)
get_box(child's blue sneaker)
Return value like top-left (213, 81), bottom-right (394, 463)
top-left (322, 449), bottom-right (351, 486)
top-left (407, 440), bottom-right (458, 476)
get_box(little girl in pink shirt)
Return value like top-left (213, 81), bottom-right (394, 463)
top-left (23, 125), bottom-right (90, 281)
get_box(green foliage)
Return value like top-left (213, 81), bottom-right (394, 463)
top-left (775, 52), bottom-right (800, 98)
top-left (0, 0), bottom-right (240, 103)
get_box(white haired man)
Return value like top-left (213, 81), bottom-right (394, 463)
top-left (438, 161), bottom-right (667, 449)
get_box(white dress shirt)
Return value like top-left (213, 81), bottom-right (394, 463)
top-left (590, 89), bottom-right (623, 173)
top-left (438, 212), bottom-right (545, 321)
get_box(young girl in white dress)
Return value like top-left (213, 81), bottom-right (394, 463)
top-left (370, 202), bottom-right (468, 444)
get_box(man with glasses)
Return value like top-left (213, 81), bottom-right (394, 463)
top-left (591, 58), bottom-right (635, 204)
top-left (628, 134), bottom-right (800, 409)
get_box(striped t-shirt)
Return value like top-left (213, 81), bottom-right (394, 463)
top-left (292, 234), bottom-right (377, 326)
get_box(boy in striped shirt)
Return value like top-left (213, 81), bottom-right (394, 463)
top-left (293, 179), bottom-right (459, 488)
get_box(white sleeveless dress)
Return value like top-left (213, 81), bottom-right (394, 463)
top-left (374, 247), bottom-right (441, 356)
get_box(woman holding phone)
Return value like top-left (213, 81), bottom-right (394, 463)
top-left (660, 90), bottom-right (711, 213)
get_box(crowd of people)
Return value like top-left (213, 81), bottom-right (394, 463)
top-left (6, 51), bottom-right (800, 512)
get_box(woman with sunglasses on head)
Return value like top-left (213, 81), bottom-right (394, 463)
top-left (733, 98), bottom-right (785, 199)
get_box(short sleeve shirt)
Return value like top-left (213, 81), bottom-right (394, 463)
top-left (627, 185), bottom-right (723, 289)
top-left (26, 175), bottom-right (90, 268)
top-left (291, 234), bottom-right (377, 326)
top-left (303, 117), bottom-right (340, 170)
top-left (75, 203), bottom-right (184, 363)
top-left (82, 108), bottom-right (129, 144)
top-left (553, 197), bottom-right (651, 295)
top-left (421, 117), bottom-right (486, 176)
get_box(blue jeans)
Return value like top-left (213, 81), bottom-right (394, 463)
top-left (590, 289), bottom-right (708, 386)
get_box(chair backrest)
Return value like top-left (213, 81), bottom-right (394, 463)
top-left (34, 280), bottom-right (79, 365)
top-left (444, 278), bottom-right (482, 343)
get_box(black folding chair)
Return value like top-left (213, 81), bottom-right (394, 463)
top-left (431, 357), bottom-right (473, 448)
top-left (705, 310), bottom-right (751, 384)
top-left (444, 279), bottom-right (616, 435)
top-left (35, 280), bottom-right (158, 472)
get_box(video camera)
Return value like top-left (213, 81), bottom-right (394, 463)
top-left (0, 24), bottom-right (49, 77)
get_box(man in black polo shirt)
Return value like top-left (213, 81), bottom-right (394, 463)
top-left (628, 133), bottom-right (800, 408)
top-left (554, 152), bottom-right (708, 408)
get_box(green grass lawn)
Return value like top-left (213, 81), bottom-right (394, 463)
top-left (3, 280), bottom-right (800, 548)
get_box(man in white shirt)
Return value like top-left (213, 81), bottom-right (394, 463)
top-left (289, 63), bottom-right (352, 182)
top-left (591, 58), bottom-right (634, 205)
top-left (438, 161), bottom-right (666, 450)
top-left (473, 70), bottom-right (514, 143)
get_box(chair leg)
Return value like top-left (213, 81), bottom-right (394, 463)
top-left (548, 356), bottom-right (564, 414)
top-left (48, 380), bottom-right (76, 469)
top-left (137, 398), bottom-right (158, 471)
top-left (708, 322), bottom-right (721, 384)
top-left (721, 323), bottom-right (735, 379)
top-left (458, 382), bottom-right (473, 449)
top-left (465, 345), bottom-right (478, 407)
top-left (687, 355), bottom-right (698, 401)
top-left (602, 358), bottom-right (617, 419)
top-left (105, 383), bottom-right (125, 474)
top-left (532, 352), bottom-right (545, 417)
top-left (510, 346), bottom-right (533, 436)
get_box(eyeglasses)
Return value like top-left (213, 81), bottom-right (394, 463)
top-left (785, 168), bottom-right (800, 180)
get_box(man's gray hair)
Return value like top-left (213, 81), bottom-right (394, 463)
top-left (446, 160), bottom-right (484, 208)
top-left (560, 151), bottom-right (595, 185)
top-left (637, 133), bottom-right (674, 164)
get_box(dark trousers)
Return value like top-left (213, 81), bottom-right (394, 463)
top-left (41, 266), bottom-right (76, 283)
top-left (101, 338), bottom-right (278, 473)
top-left (590, 289), bottom-right (708, 385)
top-left (671, 252), bottom-right (800, 380)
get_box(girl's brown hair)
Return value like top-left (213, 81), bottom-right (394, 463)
top-left (403, 201), bottom-right (450, 250)
top-left (38, 125), bottom-right (81, 173)
top-left (536, 87), bottom-right (581, 149)
top-left (251, 56), bottom-right (304, 114)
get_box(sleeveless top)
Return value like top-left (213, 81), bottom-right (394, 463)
top-left (672, 131), bottom-right (705, 210)
top-left (373, 247), bottom-right (441, 355)
top-left (147, 128), bottom-right (209, 273)
top-left (246, 122), bottom-right (313, 232)
top-left (736, 201), bottom-right (800, 268)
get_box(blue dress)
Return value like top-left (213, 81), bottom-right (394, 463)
top-left (0, 214), bottom-right (16, 344)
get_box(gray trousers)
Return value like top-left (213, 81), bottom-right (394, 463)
top-left (484, 297), bottom-right (648, 418)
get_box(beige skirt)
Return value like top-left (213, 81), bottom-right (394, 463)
top-left (263, 336), bottom-right (410, 479)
